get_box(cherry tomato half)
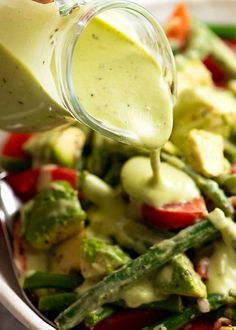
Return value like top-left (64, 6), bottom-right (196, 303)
top-left (2, 133), bottom-right (32, 159)
top-left (141, 197), bottom-right (207, 230)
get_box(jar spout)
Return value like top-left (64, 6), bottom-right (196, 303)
top-left (55, 0), bottom-right (86, 16)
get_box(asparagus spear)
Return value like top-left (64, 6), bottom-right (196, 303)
top-left (84, 296), bottom-right (183, 329)
top-left (141, 295), bottom-right (183, 313)
top-left (224, 139), bottom-right (236, 164)
top-left (217, 174), bottom-right (236, 195)
top-left (185, 20), bottom-right (236, 77)
top-left (161, 152), bottom-right (234, 217)
top-left (38, 293), bottom-right (78, 313)
top-left (55, 218), bottom-right (217, 330)
top-left (142, 293), bottom-right (225, 330)
top-left (84, 305), bottom-right (115, 329)
top-left (23, 272), bottom-right (83, 291)
top-left (208, 24), bottom-right (236, 40)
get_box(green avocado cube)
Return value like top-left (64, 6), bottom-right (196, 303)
top-left (49, 232), bottom-right (83, 274)
top-left (185, 129), bottom-right (225, 177)
top-left (23, 181), bottom-right (86, 250)
top-left (24, 126), bottom-right (86, 168)
top-left (171, 87), bottom-right (236, 149)
top-left (175, 55), bottom-right (213, 95)
top-left (79, 238), bottom-right (131, 279)
top-left (155, 254), bottom-right (207, 298)
top-left (53, 126), bottom-right (86, 168)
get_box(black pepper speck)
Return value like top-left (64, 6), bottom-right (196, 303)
top-left (92, 33), bottom-right (98, 40)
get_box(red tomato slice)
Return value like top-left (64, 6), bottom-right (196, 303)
top-left (51, 167), bottom-right (78, 189)
top-left (6, 166), bottom-right (78, 201)
top-left (165, 3), bottom-right (190, 46)
top-left (203, 56), bottom-right (227, 87)
top-left (2, 133), bottom-right (32, 159)
top-left (203, 40), bottom-right (236, 86)
top-left (81, 309), bottom-right (162, 330)
top-left (224, 39), bottom-right (236, 54)
top-left (6, 169), bottom-right (40, 202)
top-left (183, 319), bottom-right (214, 330)
top-left (141, 197), bottom-right (207, 230)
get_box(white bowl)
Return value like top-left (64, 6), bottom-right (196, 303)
top-left (1, 1), bottom-right (236, 329)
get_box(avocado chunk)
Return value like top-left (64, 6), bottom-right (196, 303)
top-left (24, 126), bottom-right (86, 168)
top-left (23, 181), bottom-right (86, 250)
top-left (79, 238), bottom-right (131, 279)
top-left (185, 129), bottom-right (225, 177)
top-left (53, 126), bottom-right (86, 168)
top-left (155, 254), bottom-right (207, 298)
top-left (176, 55), bottom-right (213, 95)
top-left (23, 129), bottom-right (60, 164)
top-left (50, 233), bottom-right (83, 274)
top-left (171, 87), bottom-right (236, 149)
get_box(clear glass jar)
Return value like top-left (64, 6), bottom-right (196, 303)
top-left (0, 0), bottom-right (176, 146)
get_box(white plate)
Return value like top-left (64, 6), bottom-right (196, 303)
top-left (1, 1), bottom-right (236, 329)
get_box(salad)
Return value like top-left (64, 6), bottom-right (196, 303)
top-left (1, 3), bottom-right (236, 330)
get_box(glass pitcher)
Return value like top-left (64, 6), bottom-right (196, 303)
top-left (0, 0), bottom-right (176, 148)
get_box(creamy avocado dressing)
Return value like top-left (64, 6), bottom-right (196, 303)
top-left (0, 0), bottom-right (70, 131)
top-left (121, 277), bottom-right (164, 308)
top-left (72, 17), bottom-right (173, 150)
top-left (121, 156), bottom-right (200, 207)
top-left (207, 209), bottom-right (236, 295)
top-left (150, 149), bottom-right (161, 183)
top-left (207, 241), bottom-right (236, 295)
top-left (0, 43), bottom-right (69, 131)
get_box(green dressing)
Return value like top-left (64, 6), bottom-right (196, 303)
top-left (0, 1), bottom-right (70, 131)
top-left (207, 241), bottom-right (236, 295)
top-left (0, 43), bottom-right (68, 132)
top-left (121, 156), bottom-right (200, 207)
top-left (72, 17), bottom-right (173, 150)
top-left (121, 277), bottom-right (164, 308)
top-left (207, 209), bottom-right (236, 295)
